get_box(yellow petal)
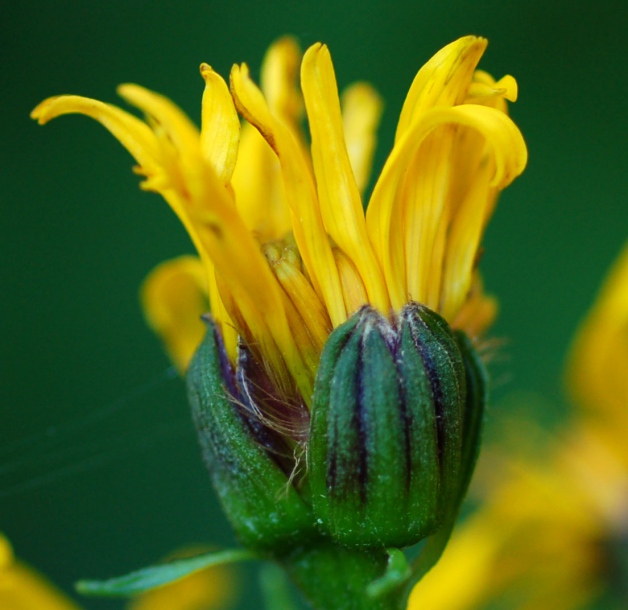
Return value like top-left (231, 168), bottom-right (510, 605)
top-left (367, 103), bottom-right (527, 312)
top-left (110, 85), bottom-right (244, 359)
top-left (467, 73), bottom-right (518, 104)
top-left (421, 104), bottom-right (527, 189)
top-left (230, 62), bottom-right (346, 327)
top-left (180, 145), bottom-right (311, 399)
top-left (301, 43), bottom-right (389, 313)
top-left (31, 95), bottom-right (161, 173)
top-left (395, 36), bottom-right (487, 142)
top-left (1, 532), bottom-right (14, 567)
top-left (0, 563), bottom-right (83, 610)
top-left (117, 83), bottom-right (200, 155)
top-left (264, 242), bottom-right (331, 355)
top-left (199, 64), bottom-right (240, 185)
top-left (333, 248), bottom-right (369, 317)
top-left (140, 256), bottom-right (209, 373)
top-left (440, 160), bottom-right (493, 319)
top-left (260, 36), bottom-right (304, 135)
top-left (231, 123), bottom-right (291, 241)
top-left (341, 82), bottom-right (383, 194)
top-left (399, 123), bottom-right (456, 310)
top-left (231, 37), bottom-right (302, 241)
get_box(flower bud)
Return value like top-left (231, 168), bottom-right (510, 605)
top-left (308, 303), bottom-right (486, 548)
top-left (187, 317), bottom-right (315, 551)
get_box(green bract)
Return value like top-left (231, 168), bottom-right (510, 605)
top-left (187, 319), bottom-right (315, 551)
top-left (308, 303), bottom-right (484, 547)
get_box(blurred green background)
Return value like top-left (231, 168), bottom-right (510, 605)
top-left (1, 1), bottom-right (626, 608)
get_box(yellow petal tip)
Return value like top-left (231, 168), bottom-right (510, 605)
top-left (200, 62), bottom-right (214, 77)
top-left (30, 96), bottom-right (59, 123)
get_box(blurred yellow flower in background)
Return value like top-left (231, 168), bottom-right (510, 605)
top-left (1, 533), bottom-right (81, 610)
top-left (409, 242), bottom-right (628, 610)
top-left (127, 546), bottom-right (239, 610)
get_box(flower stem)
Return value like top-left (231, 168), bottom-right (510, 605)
top-left (279, 541), bottom-right (406, 610)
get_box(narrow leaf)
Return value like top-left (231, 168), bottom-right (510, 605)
top-left (76, 548), bottom-right (257, 597)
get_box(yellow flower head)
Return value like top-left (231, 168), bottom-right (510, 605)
top-left (32, 35), bottom-right (527, 406)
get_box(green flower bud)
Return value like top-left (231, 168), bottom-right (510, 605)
top-left (187, 317), bottom-right (315, 552)
top-left (308, 303), bottom-right (486, 548)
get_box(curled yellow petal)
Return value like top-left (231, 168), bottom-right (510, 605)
top-left (30, 95), bottom-right (161, 173)
top-left (395, 36), bottom-right (487, 142)
top-left (199, 64), bottom-right (241, 185)
top-left (301, 43), bottom-right (389, 314)
top-left (367, 103), bottom-right (527, 312)
top-left (140, 256), bottom-right (209, 373)
top-left (467, 73), bottom-right (518, 104)
top-left (426, 105), bottom-right (527, 188)
top-left (341, 82), bottom-right (383, 194)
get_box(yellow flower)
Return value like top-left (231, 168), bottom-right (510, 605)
top-left (31, 35), bottom-right (527, 405)
top-left (567, 241), bottom-right (628, 446)
top-left (407, 444), bottom-right (604, 610)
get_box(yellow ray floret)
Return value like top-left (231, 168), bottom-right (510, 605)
top-left (199, 64), bottom-right (241, 185)
top-left (341, 82), bottom-right (383, 195)
top-left (301, 43), bottom-right (389, 314)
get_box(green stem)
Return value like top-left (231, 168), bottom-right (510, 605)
top-left (260, 563), bottom-right (299, 610)
top-left (279, 542), bottom-right (406, 610)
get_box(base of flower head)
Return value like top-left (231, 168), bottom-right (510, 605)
top-left (308, 302), bottom-right (487, 549)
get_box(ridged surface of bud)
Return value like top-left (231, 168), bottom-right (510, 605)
top-left (308, 303), bottom-right (486, 548)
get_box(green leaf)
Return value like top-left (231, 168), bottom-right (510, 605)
top-left (367, 548), bottom-right (411, 599)
top-left (75, 548), bottom-right (257, 597)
